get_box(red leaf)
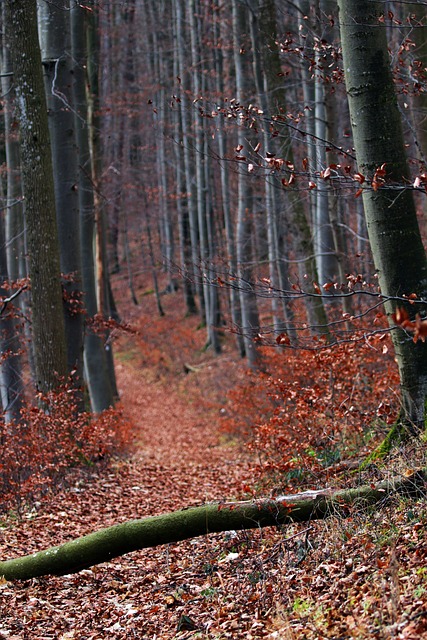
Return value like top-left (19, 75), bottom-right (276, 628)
top-left (353, 172), bottom-right (365, 184)
top-left (312, 282), bottom-right (321, 294)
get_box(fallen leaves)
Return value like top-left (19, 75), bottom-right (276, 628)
top-left (1, 288), bottom-right (426, 638)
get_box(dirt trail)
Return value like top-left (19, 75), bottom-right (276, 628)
top-left (0, 309), bottom-right (267, 639)
top-left (115, 358), bottom-right (250, 510)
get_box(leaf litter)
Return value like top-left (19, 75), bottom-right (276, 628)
top-left (1, 288), bottom-right (427, 639)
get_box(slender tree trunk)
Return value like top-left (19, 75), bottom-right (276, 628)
top-left (1, 4), bottom-right (25, 285)
top-left (248, 0), bottom-right (281, 333)
top-left (232, 0), bottom-right (260, 366)
top-left (174, 0), bottom-right (203, 313)
top-left (0, 206), bottom-right (23, 423)
top-left (339, 0), bottom-right (427, 430)
top-left (259, 0), bottom-right (330, 338)
top-left (312, 0), bottom-right (339, 288)
top-left (6, 0), bottom-right (68, 393)
top-left (172, 17), bottom-right (197, 315)
top-left (213, 1), bottom-right (245, 354)
top-left (87, 0), bottom-right (119, 402)
top-left (144, 207), bottom-right (165, 318)
top-left (0, 7), bottom-right (25, 420)
top-left (70, 0), bottom-right (115, 411)
top-left (404, 3), bottom-right (427, 164)
top-left (190, 0), bottom-right (219, 350)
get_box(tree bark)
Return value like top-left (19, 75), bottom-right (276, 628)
top-left (38, 0), bottom-right (84, 384)
top-left (6, 0), bottom-right (68, 393)
top-left (232, 0), bottom-right (260, 367)
top-left (338, 0), bottom-right (427, 430)
top-left (0, 7), bottom-right (25, 422)
top-left (0, 471), bottom-right (424, 581)
top-left (70, 0), bottom-right (115, 412)
top-left (213, 1), bottom-right (245, 355)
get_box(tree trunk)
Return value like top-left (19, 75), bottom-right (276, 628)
top-left (86, 0), bottom-right (119, 403)
top-left (248, 0), bottom-right (281, 333)
top-left (190, 0), bottom-right (220, 351)
top-left (70, 0), bottom-right (115, 412)
top-left (0, 208), bottom-right (23, 423)
top-left (312, 0), bottom-right (339, 288)
top-left (338, 0), bottom-right (427, 430)
top-left (1, 4), bottom-right (25, 285)
top-left (258, 0), bottom-right (330, 338)
top-left (0, 470), bottom-right (424, 581)
top-left (171, 20), bottom-right (197, 316)
top-left (232, 0), bottom-right (260, 367)
top-left (0, 6), bottom-right (25, 421)
top-left (174, 0), bottom-right (203, 313)
top-left (213, 1), bottom-right (245, 355)
top-left (38, 0), bottom-right (84, 384)
top-left (6, 0), bottom-right (68, 393)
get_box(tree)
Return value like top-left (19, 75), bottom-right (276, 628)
top-left (38, 0), bottom-right (84, 385)
top-left (0, 6), bottom-right (25, 422)
top-left (70, 0), bottom-right (116, 411)
top-left (338, 0), bottom-right (427, 432)
top-left (232, 0), bottom-right (260, 367)
top-left (6, 0), bottom-right (68, 393)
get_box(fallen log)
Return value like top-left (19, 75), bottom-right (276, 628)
top-left (0, 470), bottom-right (425, 581)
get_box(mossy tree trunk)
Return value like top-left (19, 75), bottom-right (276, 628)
top-left (0, 472), bottom-right (424, 581)
top-left (338, 0), bottom-right (427, 431)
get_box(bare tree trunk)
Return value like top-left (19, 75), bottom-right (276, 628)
top-left (1, 4), bottom-right (25, 285)
top-left (37, 0), bottom-right (84, 386)
top-left (232, 0), bottom-right (260, 366)
top-left (312, 0), bottom-right (339, 288)
top-left (6, 0), bottom-right (68, 393)
top-left (87, 0), bottom-right (119, 402)
top-left (213, 1), bottom-right (245, 355)
top-left (70, 0), bottom-right (115, 411)
top-left (258, 0), bottom-right (330, 337)
top-left (0, 7), bottom-right (25, 421)
top-left (189, 0), bottom-right (221, 351)
top-left (339, 0), bottom-right (427, 430)
top-left (0, 205), bottom-right (23, 423)
top-left (174, 0), bottom-right (203, 312)
top-left (172, 16), bottom-right (197, 315)
top-left (248, 0), bottom-right (281, 334)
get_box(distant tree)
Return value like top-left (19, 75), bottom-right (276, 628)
top-left (232, 0), bottom-right (260, 367)
top-left (70, 0), bottom-right (116, 411)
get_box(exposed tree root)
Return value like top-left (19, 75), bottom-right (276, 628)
top-left (1, 471), bottom-right (425, 581)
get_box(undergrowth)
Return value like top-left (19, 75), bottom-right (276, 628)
top-left (0, 384), bottom-right (133, 515)
top-left (221, 334), bottom-right (401, 492)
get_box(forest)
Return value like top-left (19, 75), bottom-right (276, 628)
top-left (0, 0), bottom-right (427, 637)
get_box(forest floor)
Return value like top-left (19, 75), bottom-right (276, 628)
top-left (1, 282), bottom-right (427, 639)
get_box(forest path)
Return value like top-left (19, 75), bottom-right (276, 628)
top-left (0, 299), bottom-right (270, 639)
top-left (114, 352), bottom-right (251, 513)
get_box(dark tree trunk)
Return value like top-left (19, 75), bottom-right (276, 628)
top-left (6, 0), bottom-right (68, 393)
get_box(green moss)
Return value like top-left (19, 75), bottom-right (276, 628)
top-left (359, 418), bottom-right (407, 471)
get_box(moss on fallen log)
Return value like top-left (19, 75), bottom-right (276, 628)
top-left (1, 471), bottom-right (425, 581)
